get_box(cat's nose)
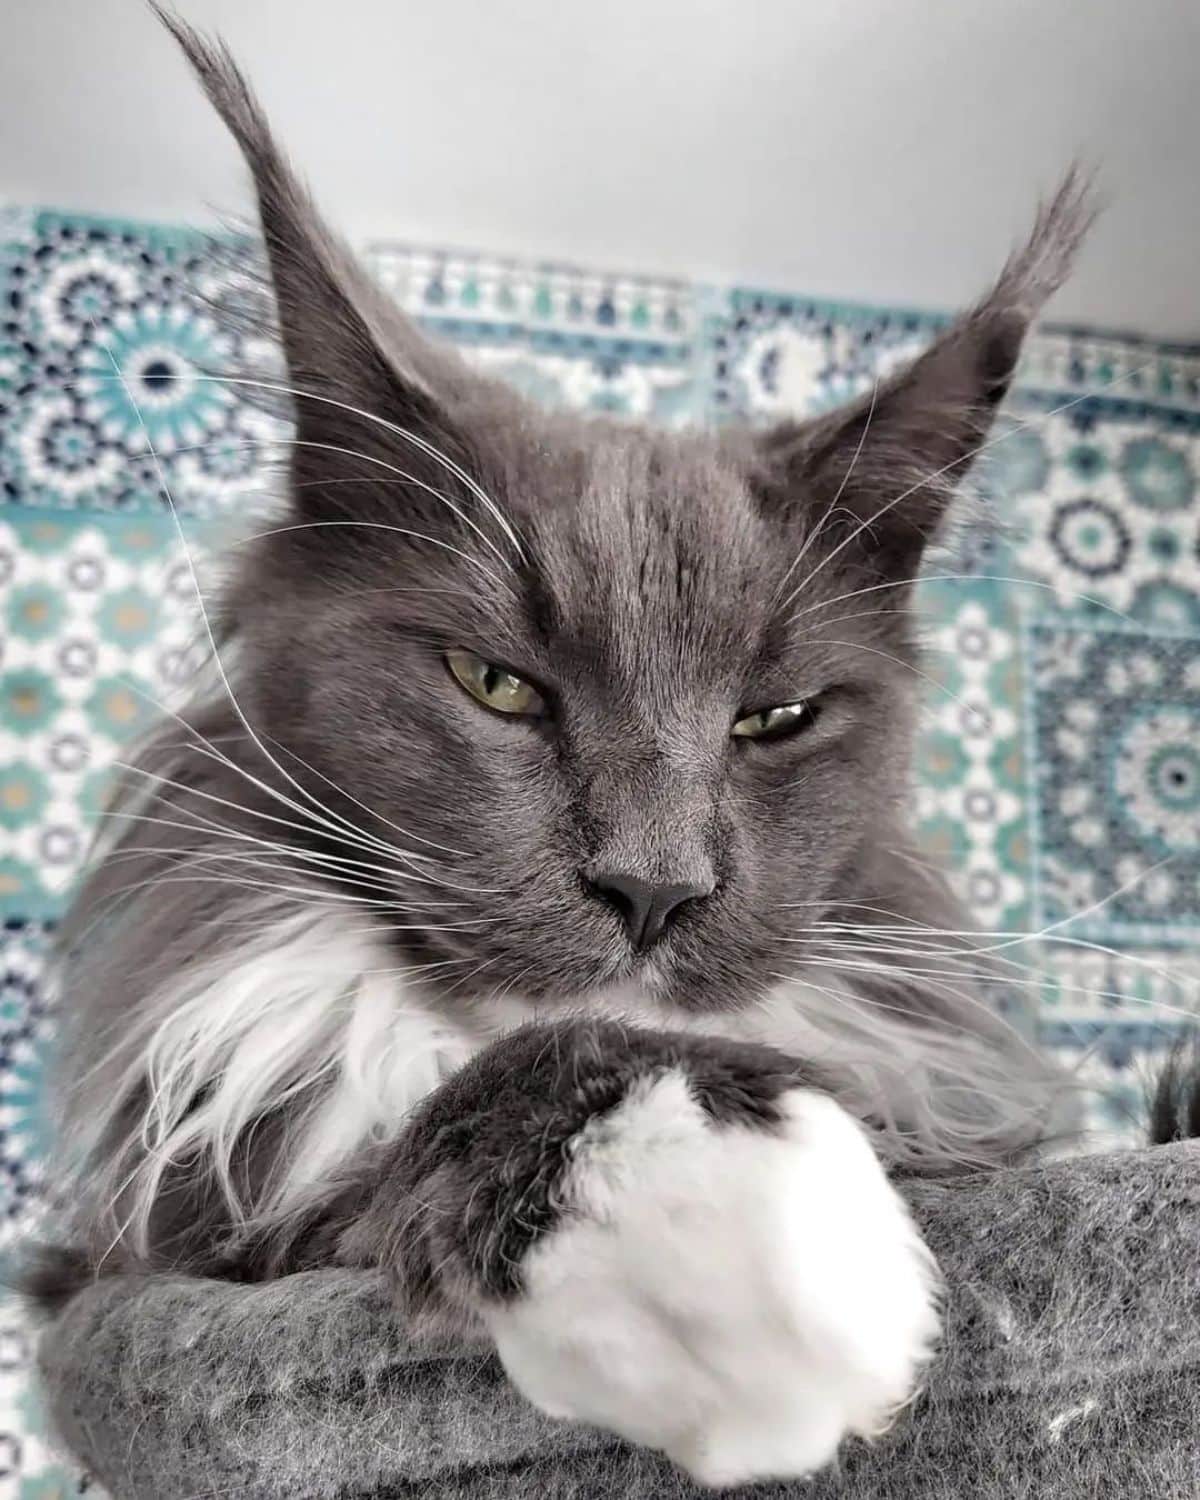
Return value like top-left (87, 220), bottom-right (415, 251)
top-left (586, 871), bottom-right (714, 951)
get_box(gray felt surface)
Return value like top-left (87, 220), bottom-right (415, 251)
top-left (38, 1142), bottom-right (1200, 1498)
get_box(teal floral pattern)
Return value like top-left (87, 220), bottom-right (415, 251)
top-left (1, 210), bottom-right (282, 515)
top-left (0, 509), bottom-right (197, 914)
top-left (1029, 626), bottom-right (1200, 942)
top-left (76, 302), bottom-right (236, 453)
top-left (1119, 436), bottom-right (1193, 512)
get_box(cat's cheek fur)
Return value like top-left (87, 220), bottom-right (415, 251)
top-left (484, 1072), bottom-right (941, 1488)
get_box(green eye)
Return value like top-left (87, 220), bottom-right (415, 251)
top-left (732, 700), bottom-right (819, 741)
top-left (446, 649), bottom-right (546, 718)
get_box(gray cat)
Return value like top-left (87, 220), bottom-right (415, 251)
top-left (30, 9), bottom-right (1096, 1487)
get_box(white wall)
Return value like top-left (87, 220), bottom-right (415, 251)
top-left (2, 0), bottom-right (1197, 337)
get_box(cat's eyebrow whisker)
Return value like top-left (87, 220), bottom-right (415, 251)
top-left (272, 443), bottom-right (515, 572)
top-left (779, 358), bottom-right (1158, 614)
top-left (278, 442), bottom-right (514, 576)
top-left (216, 371), bottom-right (525, 564)
top-left (289, 476), bottom-right (424, 490)
top-left (227, 438), bottom-right (516, 594)
top-left (791, 637), bottom-right (979, 716)
top-left (786, 571), bottom-right (1141, 630)
top-left (55, 367), bottom-right (524, 564)
top-left (115, 431), bottom-right (512, 602)
top-left (772, 377), bottom-right (880, 611)
top-left (798, 606), bottom-right (917, 631)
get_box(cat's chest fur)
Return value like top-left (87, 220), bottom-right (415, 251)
top-left (151, 901), bottom-right (857, 1216)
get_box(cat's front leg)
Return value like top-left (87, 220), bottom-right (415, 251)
top-left (354, 1019), bottom-right (940, 1489)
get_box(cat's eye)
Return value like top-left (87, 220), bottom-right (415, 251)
top-left (446, 649), bottom-right (546, 718)
top-left (732, 700), bottom-right (820, 741)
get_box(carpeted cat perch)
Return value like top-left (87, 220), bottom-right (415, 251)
top-left (37, 1141), bottom-right (1200, 1499)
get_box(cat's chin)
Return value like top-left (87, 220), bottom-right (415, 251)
top-left (492, 970), bottom-right (665, 1020)
top-left (472, 963), bottom-right (776, 1042)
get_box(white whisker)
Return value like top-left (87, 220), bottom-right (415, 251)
top-left (772, 377), bottom-right (879, 609)
top-left (789, 637), bottom-right (979, 717)
top-left (787, 571), bottom-right (1140, 629)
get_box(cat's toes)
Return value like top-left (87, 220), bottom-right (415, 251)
top-left (484, 1071), bottom-right (940, 1487)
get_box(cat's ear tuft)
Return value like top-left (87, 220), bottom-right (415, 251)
top-left (757, 170), bottom-right (1097, 577)
top-left (154, 5), bottom-right (486, 525)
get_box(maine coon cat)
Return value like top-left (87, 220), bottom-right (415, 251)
top-left (31, 9), bottom-right (1097, 1486)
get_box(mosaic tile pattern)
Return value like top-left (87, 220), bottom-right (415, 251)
top-left (0, 510), bottom-right (202, 915)
top-left (913, 579), bottom-right (1032, 942)
top-left (1, 207), bottom-right (1199, 1492)
top-left (369, 241), bottom-right (705, 426)
top-left (706, 287), bottom-right (940, 421)
top-left (1, 208), bottom-right (283, 518)
top-left (0, 922), bottom-right (54, 1228)
top-left (998, 400), bottom-right (1200, 628)
top-left (1027, 620), bottom-right (1200, 944)
top-left (0, 920), bottom-right (100, 1499)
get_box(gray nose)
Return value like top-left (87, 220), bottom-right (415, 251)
top-left (587, 871), bottom-right (714, 951)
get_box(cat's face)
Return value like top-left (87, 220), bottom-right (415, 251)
top-left (243, 413), bottom-right (920, 1012)
top-left (167, 12), bottom-right (1087, 1014)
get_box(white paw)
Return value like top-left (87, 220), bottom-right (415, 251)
top-left (484, 1072), bottom-right (940, 1488)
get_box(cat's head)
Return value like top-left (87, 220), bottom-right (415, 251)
top-left (163, 14), bottom-right (1089, 1013)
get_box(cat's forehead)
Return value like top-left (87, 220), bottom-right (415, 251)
top-left (524, 427), bottom-right (773, 618)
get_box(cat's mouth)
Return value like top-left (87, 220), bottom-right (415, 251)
top-left (593, 961), bottom-right (668, 1006)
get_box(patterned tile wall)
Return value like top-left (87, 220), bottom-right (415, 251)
top-left (1, 207), bottom-right (1199, 1493)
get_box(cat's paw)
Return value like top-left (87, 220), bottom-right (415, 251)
top-left (484, 1070), bottom-right (940, 1488)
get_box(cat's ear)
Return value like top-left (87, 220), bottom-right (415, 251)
top-left (756, 173), bottom-right (1095, 577)
top-left (157, 8), bottom-right (487, 525)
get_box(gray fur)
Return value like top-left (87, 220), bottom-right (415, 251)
top-left (40, 11), bottom-right (1090, 1299)
top-left (233, 1020), bottom-right (838, 1314)
top-left (37, 1142), bottom-right (1200, 1498)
